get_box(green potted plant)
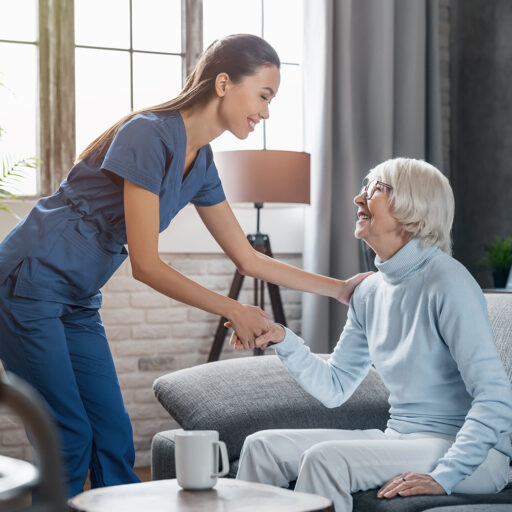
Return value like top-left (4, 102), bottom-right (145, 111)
top-left (0, 73), bottom-right (39, 219)
top-left (479, 235), bottom-right (512, 288)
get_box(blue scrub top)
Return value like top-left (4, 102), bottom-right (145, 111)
top-left (0, 111), bottom-right (226, 308)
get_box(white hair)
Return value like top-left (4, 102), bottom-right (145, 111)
top-left (365, 158), bottom-right (454, 254)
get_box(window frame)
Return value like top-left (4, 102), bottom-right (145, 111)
top-left (260, 0), bottom-right (301, 150)
top-left (6, 0), bottom-right (303, 198)
top-left (0, 12), bottom-right (39, 197)
top-left (14, 0), bottom-right (200, 198)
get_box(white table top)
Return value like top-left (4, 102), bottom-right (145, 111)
top-left (68, 478), bottom-right (333, 512)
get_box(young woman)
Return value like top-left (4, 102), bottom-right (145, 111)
top-left (234, 157), bottom-right (512, 512)
top-left (0, 34), bottom-right (368, 497)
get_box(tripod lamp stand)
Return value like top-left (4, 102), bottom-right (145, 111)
top-left (207, 150), bottom-right (310, 362)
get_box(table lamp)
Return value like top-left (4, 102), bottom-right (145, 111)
top-left (207, 150), bottom-right (310, 361)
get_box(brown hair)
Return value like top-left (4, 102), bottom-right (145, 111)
top-left (78, 34), bottom-right (280, 166)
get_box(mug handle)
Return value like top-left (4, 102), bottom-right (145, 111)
top-left (212, 441), bottom-right (229, 477)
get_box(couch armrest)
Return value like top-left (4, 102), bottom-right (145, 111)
top-left (153, 355), bottom-right (390, 461)
top-left (151, 429), bottom-right (180, 480)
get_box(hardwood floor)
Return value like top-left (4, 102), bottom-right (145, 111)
top-left (83, 466), bottom-right (152, 490)
top-left (135, 466), bottom-right (152, 482)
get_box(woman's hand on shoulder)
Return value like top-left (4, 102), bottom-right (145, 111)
top-left (377, 472), bottom-right (446, 499)
top-left (336, 271), bottom-right (374, 305)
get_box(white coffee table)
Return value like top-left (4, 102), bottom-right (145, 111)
top-left (68, 478), bottom-right (333, 512)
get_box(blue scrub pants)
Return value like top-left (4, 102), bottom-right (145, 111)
top-left (0, 272), bottom-right (140, 497)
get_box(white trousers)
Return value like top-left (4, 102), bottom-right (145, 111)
top-left (236, 428), bottom-right (510, 512)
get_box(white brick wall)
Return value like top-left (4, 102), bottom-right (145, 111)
top-left (0, 253), bottom-right (302, 468)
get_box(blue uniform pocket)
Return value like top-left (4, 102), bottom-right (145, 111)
top-left (13, 220), bottom-right (128, 304)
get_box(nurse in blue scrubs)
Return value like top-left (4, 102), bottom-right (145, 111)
top-left (0, 35), bottom-right (369, 496)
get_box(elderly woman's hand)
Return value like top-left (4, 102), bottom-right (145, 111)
top-left (377, 472), bottom-right (446, 499)
top-left (336, 272), bottom-right (374, 305)
top-left (253, 322), bottom-right (286, 348)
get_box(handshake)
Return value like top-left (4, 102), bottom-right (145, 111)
top-left (224, 304), bottom-right (286, 351)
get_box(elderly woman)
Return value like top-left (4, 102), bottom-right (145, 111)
top-left (232, 158), bottom-right (512, 512)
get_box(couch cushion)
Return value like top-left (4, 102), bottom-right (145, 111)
top-left (153, 355), bottom-right (390, 461)
top-left (485, 292), bottom-right (512, 381)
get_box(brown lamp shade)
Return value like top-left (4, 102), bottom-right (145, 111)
top-left (214, 150), bottom-right (310, 206)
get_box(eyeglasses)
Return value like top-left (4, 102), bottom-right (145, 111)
top-left (360, 179), bottom-right (393, 200)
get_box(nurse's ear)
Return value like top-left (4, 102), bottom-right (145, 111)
top-left (214, 72), bottom-right (231, 98)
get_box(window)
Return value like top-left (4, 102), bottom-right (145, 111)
top-left (0, 0), bottom-right (39, 196)
top-left (204, 0), bottom-right (304, 153)
top-left (0, 0), bottom-right (304, 197)
top-left (74, 0), bottom-right (183, 155)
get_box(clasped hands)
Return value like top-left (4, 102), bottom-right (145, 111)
top-left (225, 304), bottom-right (286, 351)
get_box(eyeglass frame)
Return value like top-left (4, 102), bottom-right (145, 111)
top-left (360, 179), bottom-right (393, 200)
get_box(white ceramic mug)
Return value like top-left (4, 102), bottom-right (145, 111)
top-left (175, 430), bottom-right (229, 490)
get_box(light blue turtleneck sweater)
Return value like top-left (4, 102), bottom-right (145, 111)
top-left (274, 238), bottom-right (512, 494)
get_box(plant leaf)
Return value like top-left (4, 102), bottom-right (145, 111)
top-left (0, 203), bottom-right (21, 220)
top-left (0, 154), bottom-right (40, 215)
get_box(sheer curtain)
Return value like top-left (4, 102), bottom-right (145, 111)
top-left (301, 0), bottom-right (442, 351)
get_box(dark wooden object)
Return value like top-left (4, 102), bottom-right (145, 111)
top-left (208, 233), bottom-right (287, 362)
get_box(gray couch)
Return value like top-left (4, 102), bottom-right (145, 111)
top-left (151, 292), bottom-right (512, 512)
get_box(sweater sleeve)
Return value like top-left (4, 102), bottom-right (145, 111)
top-left (273, 295), bottom-right (372, 408)
top-left (428, 275), bottom-right (512, 494)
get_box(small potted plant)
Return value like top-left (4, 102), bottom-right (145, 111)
top-left (479, 235), bottom-right (512, 288)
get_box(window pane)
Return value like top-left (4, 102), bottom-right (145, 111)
top-left (75, 48), bottom-right (130, 155)
top-left (132, 0), bottom-right (181, 53)
top-left (203, 0), bottom-right (261, 47)
top-left (0, 0), bottom-right (37, 42)
top-left (74, 0), bottom-right (130, 49)
top-left (0, 43), bottom-right (38, 195)
top-left (264, 0), bottom-right (303, 63)
top-left (132, 53), bottom-right (182, 110)
top-left (265, 64), bottom-right (303, 151)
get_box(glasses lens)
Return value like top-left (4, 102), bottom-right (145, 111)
top-left (366, 180), bottom-right (377, 199)
top-left (361, 179), bottom-right (370, 196)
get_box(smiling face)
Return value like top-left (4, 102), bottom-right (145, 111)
top-left (353, 179), bottom-right (410, 260)
top-left (216, 64), bottom-right (280, 139)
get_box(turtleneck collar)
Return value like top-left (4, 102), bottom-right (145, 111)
top-left (374, 238), bottom-right (439, 284)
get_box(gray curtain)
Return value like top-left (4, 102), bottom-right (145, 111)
top-left (301, 0), bottom-right (442, 352)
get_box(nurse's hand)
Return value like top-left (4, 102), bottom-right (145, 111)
top-left (227, 304), bottom-right (271, 350)
top-left (377, 472), bottom-right (445, 499)
top-left (336, 272), bottom-right (374, 305)
top-left (226, 329), bottom-right (243, 350)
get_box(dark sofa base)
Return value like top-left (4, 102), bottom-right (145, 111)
top-left (352, 484), bottom-right (512, 512)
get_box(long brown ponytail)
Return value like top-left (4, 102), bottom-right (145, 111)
top-left (77, 34), bottom-right (280, 166)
